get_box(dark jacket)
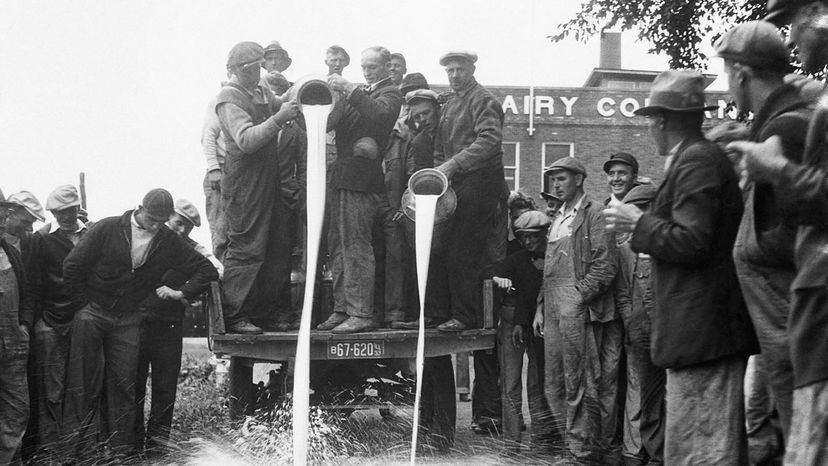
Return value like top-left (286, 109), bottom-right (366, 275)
top-left (0, 237), bottom-right (34, 329)
top-left (277, 122), bottom-right (307, 210)
top-left (545, 194), bottom-right (618, 323)
top-left (63, 210), bottom-right (218, 315)
top-left (331, 77), bottom-right (403, 193)
top-left (483, 249), bottom-right (543, 326)
top-left (632, 136), bottom-right (758, 369)
top-left (28, 223), bottom-right (91, 332)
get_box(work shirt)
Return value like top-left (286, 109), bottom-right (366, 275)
top-left (130, 211), bottom-right (157, 269)
top-left (549, 193), bottom-right (585, 241)
top-left (434, 78), bottom-right (505, 179)
top-left (49, 220), bottom-right (85, 245)
top-left (202, 96), bottom-right (227, 172)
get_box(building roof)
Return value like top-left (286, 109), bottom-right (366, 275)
top-left (583, 68), bottom-right (717, 89)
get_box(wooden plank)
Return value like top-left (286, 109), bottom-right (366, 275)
top-left (208, 281), bottom-right (225, 335)
top-left (483, 279), bottom-right (494, 328)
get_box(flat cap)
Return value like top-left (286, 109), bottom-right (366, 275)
top-left (634, 69), bottom-right (718, 116)
top-left (174, 199), bottom-right (201, 227)
top-left (603, 152), bottom-right (639, 174)
top-left (4, 191), bottom-right (46, 222)
top-left (439, 50), bottom-right (478, 66)
top-left (141, 188), bottom-right (174, 220)
top-left (400, 73), bottom-right (429, 95)
top-left (227, 41), bottom-right (264, 68)
top-left (46, 185), bottom-right (81, 211)
top-left (622, 184), bottom-right (658, 206)
top-left (513, 210), bottom-right (551, 232)
top-left (715, 21), bottom-right (791, 73)
top-left (545, 156), bottom-right (587, 178)
top-left (405, 89), bottom-right (440, 105)
top-left (326, 45), bottom-right (350, 63)
top-left (765, 0), bottom-right (813, 25)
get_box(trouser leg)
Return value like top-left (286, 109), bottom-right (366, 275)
top-left (472, 349), bottom-right (501, 425)
top-left (134, 322), bottom-right (150, 452)
top-left (785, 380), bottom-right (828, 466)
top-left (420, 356), bottom-right (456, 449)
top-left (454, 352), bottom-right (470, 396)
top-left (264, 200), bottom-right (294, 324)
top-left (381, 202), bottom-right (406, 323)
top-left (145, 322), bottom-right (183, 450)
top-left (32, 319), bottom-right (69, 458)
top-left (331, 189), bottom-right (379, 319)
top-left (622, 332), bottom-right (644, 463)
top-left (204, 169), bottom-right (228, 261)
top-left (526, 334), bottom-right (560, 446)
top-left (497, 320), bottom-right (524, 446)
top-left (595, 319), bottom-right (623, 456)
top-left (102, 312), bottom-right (142, 456)
top-left (0, 345), bottom-right (29, 465)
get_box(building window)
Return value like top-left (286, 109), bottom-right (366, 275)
top-left (503, 142), bottom-right (520, 190)
top-left (541, 142), bottom-right (574, 170)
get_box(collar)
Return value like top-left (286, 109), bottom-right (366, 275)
top-left (366, 76), bottom-right (392, 93)
top-left (49, 219), bottom-right (85, 235)
top-left (557, 192), bottom-right (585, 217)
top-left (131, 208), bottom-right (144, 230)
top-left (667, 140), bottom-right (684, 157)
top-left (752, 83), bottom-right (810, 137)
top-left (452, 77), bottom-right (478, 98)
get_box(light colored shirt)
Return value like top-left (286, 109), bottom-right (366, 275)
top-left (202, 97), bottom-right (227, 172)
top-left (49, 220), bottom-right (86, 245)
top-left (548, 192), bottom-right (585, 242)
top-left (130, 211), bottom-right (157, 269)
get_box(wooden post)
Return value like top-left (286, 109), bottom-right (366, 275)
top-left (229, 356), bottom-right (254, 419)
top-left (483, 279), bottom-right (494, 329)
top-left (79, 172), bottom-right (87, 210)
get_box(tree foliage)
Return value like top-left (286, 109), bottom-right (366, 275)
top-left (550, 0), bottom-right (767, 69)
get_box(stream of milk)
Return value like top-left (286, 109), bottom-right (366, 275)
top-left (293, 103), bottom-right (331, 466)
top-left (410, 194), bottom-right (439, 464)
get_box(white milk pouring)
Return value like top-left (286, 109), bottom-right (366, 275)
top-left (293, 103), bottom-right (331, 466)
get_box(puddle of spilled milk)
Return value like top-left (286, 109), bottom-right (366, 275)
top-left (410, 193), bottom-right (439, 464)
top-left (294, 102), bottom-right (331, 466)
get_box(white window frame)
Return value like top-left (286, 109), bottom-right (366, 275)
top-left (502, 141), bottom-right (520, 190)
top-left (541, 142), bottom-right (575, 173)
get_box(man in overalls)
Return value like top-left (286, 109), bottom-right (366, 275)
top-left (533, 156), bottom-right (619, 463)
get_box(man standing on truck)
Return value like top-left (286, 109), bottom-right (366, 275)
top-left (216, 41), bottom-right (300, 335)
top-left (61, 189), bottom-right (217, 459)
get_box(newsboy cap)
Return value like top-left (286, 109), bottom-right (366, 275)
top-left (4, 191), bottom-right (46, 222)
top-left (45, 185), bottom-right (81, 211)
top-left (634, 70), bottom-right (718, 116)
top-left (765, 0), bottom-right (814, 25)
top-left (405, 89), bottom-right (440, 105)
top-left (227, 41), bottom-right (264, 69)
top-left (622, 184), bottom-right (658, 206)
top-left (439, 50), bottom-right (478, 66)
top-left (545, 157), bottom-right (587, 178)
top-left (400, 73), bottom-right (429, 95)
top-left (326, 45), bottom-right (350, 63)
top-left (715, 21), bottom-right (791, 73)
top-left (603, 152), bottom-right (639, 174)
top-left (174, 199), bottom-right (201, 227)
top-left (513, 210), bottom-right (551, 233)
top-left (141, 188), bottom-right (174, 220)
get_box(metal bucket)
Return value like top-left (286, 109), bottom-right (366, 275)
top-left (401, 168), bottom-right (457, 252)
top-left (288, 74), bottom-right (335, 106)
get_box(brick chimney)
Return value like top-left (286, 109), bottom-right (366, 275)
top-left (600, 31), bottom-right (622, 69)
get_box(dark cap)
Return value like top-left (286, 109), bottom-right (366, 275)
top-left (227, 41), bottom-right (264, 69)
top-left (765, 0), bottom-right (813, 25)
top-left (622, 184), bottom-right (658, 206)
top-left (400, 73), bottom-right (429, 95)
top-left (513, 210), bottom-right (551, 232)
top-left (142, 188), bottom-right (174, 220)
top-left (634, 69), bottom-right (718, 116)
top-left (264, 41), bottom-right (292, 67)
top-left (603, 152), bottom-right (639, 174)
top-left (714, 21), bottom-right (791, 73)
top-left (439, 50), bottom-right (478, 66)
top-left (544, 156), bottom-right (587, 178)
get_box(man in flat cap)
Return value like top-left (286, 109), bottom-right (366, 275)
top-left (60, 189), bottom-right (217, 459)
top-left (603, 152), bottom-right (640, 205)
top-left (532, 156), bottom-right (618, 462)
top-left (605, 69), bottom-right (758, 465)
top-left (316, 46), bottom-right (402, 333)
top-left (216, 41), bottom-right (300, 334)
top-left (1, 191), bottom-right (45, 256)
top-left (715, 21), bottom-right (813, 451)
top-left (134, 199), bottom-right (219, 455)
top-left (0, 192), bottom-right (34, 465)
top-left (727, 3), bottom-right (828, 462)
top-left (24, 185), bottom-right (89, 458)
top-left (613, 183), bottom-right (665, 465)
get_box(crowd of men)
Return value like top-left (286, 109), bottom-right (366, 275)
top-left (2, 0), bottom-right (828, 463)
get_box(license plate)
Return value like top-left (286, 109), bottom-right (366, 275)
top-left (327, 341), bottom-right (385, 359)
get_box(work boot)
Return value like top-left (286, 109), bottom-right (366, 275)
top-left (393, 317), bottom-right (445, 330)
top-left (227, 320), bottom-right (263, 335)
top-left (316, 312), bottom-right (348, 331)
top-left (331, 316), bottom-right (376, 334)
top-left (437, 318), bottom-right (467, 332)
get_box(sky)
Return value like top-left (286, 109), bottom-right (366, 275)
top-left (0, 0), bottom-right (725, 247)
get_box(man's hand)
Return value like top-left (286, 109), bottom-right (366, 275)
top-left (327, 75), bottom-right (357, 96)
top-left (156, 286), bottom-right (184, 301)
top-left (19, 324), bottom-right (29, 339)
top-left (206, 169), bottom-right (222, 190)
top-left (603, 203), bottom-right (644, 234)
top-left (726, 136), bottom-right (788, 184)
top-left (492, 276), bottom-right (512, 290)
top-left (392, 210), bottom-right (405, 222)
top-left (511, 324), bottom-right (525, 349)
top-left (274, 100), bottom-right (300, 125)
top-left (532, 309), bottom-right (544, 337)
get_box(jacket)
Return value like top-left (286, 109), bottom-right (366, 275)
top-left (546, 194), bottom-right (618, 323)
top-left (0, 237), bottom-right (34, 329)
top-left (632, 136), bottom-right (758, 369)
top-left (63, 210), bottom-right (218, 315)
top-left (483, 249), bottom-right (543, 326)
top-left (331, 77), bottom-right (403, 193)
top-left (28, 222), bottom-right (91, 332)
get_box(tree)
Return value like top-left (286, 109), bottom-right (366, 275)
top-left (549, 0), bottom-right (766, 69)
